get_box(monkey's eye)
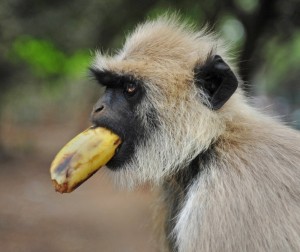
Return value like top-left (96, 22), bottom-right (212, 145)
top-left (124, 82), bottom-right (138, 97)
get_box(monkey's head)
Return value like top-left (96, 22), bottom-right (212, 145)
top-left (90, 17), bottom-right (239, 188)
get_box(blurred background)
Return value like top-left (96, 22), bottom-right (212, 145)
top-left (0, 0), bottom-right (299, 251)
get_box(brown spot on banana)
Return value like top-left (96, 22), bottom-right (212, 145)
top-left (50, 127), bottom-right (121, 193)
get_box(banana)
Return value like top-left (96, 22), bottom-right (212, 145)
top-left (50, 127), bottom-right (121, 193)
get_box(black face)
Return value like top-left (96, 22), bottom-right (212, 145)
top-left (90, 69), bottom-right (146, 170)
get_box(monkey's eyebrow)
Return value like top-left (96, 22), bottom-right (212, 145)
top-left (89, 68), bottom-right (139, 88)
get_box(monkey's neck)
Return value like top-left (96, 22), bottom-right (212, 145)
top-left (162, 147), bottom-right (215, 251)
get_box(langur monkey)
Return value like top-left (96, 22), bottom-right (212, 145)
top-left (89, 16), bottom-right (300, 252)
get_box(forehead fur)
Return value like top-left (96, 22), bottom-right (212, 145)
top-left (119, 17), bottom-right (215, 64)
top-left (93, 16), bottom-right (229, 74)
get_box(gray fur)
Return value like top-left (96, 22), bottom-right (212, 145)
top-left (92, 16), bottom-right (300, 252)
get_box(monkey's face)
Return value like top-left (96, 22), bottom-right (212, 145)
top-left (90, 70), bottom-right (151, 172)
top-left (89, 66), bottom-right (183, 188)
top-left (89, 54), bottom-right (238, 188)
top-left (88, 19), bottom-right (239, 187)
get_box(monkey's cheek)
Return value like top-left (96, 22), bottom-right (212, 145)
top-left (50, 127), bottom-right (121, 193)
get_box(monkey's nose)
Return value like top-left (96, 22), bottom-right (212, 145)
top-left (91, 105), bottom-right (105, 124)
top-left (93, 105), bottom-right (104, 114)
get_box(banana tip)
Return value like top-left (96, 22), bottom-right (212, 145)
top-left (52, 180), bottom-right (70, 194)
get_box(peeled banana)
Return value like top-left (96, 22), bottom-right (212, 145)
top-left (50, 127), bottom-right (121, 193)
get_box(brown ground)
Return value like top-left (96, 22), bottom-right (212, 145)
top-left (0, 122), bottom-right (157, 252)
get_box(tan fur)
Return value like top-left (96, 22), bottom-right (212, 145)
top-left (92, 16), bottom-right (300, 252)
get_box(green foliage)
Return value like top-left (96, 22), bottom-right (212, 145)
top-left (219, 14), bottom-right (245, 49)
top-left (10, 36), bottom-right (91, 78)
top-left (234, 0), bottom-right (259, 12)
top-left (265, 32), bottom-right (300, 91)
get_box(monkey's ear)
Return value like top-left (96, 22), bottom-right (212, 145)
top-left (194, 55), bottom-right (238, 110)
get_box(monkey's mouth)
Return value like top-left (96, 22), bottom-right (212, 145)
top-left (106, 139), bottom-right (124, 166)
top-left (89, 125), bottom-right (125, 167)
top-left (90, 123), bottom-right (135, 171)
top-left (105, 134), bottom-right (133, 171)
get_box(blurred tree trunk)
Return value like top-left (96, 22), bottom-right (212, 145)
top-left (0, 58), bottom-right (14, 159)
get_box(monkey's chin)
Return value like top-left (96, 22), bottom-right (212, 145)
top-left (105, 140), bottom-right (135, 171)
